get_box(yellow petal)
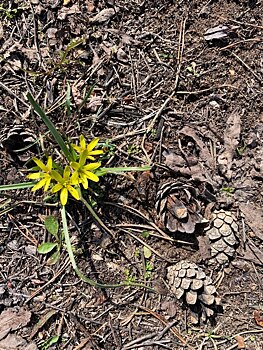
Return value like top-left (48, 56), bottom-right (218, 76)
top-left (44, 177), bottom-right (51, 192)
top-left (32, 157), bottom-right (48, 172)
top-left (80, 135), bottom-right (86, 150)
top-left (86, 155), bottom-right (96, 161)
top-left (71, 171), bottom-right (80, 185)
top-left (27, 172), bottom-right (43, 179)
top-left (83, 171), bottom-right (99, 182)
top-left (79, 150), bottom-right (88, 166)
top-left (68, 185), bottom-right (80, 201)
top-left (60, 188), bottom-right (68, 205)
top-left (47, 157), bottom-right (53, 170)
top-left (64, 166), bottom-right (71, 181)
top-left (32, 178), bottom-right (47, 191)
top-left (51, 183), bottom-right (63, 193)
top-left (88, 150), bottom-right (104, 155)
top-left (83, 162), bottom-right (101, 171)
top-left (80, 174), bottom-right (88, 189)
top-left (51, 170), bottom-right (63, 183)
top-left (87, 137), bottom-right (99, 152)
top-left (70, 161), bottom-right (80, 170)
top-left (71, 144), bottom-right (82, 153)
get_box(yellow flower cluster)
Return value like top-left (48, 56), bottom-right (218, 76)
top-left (27, 136), bottom-right (103, 205)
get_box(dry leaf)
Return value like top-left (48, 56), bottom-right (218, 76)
top-left (235, 335), bottom-right (246, 349)
top-left (197, 235), bottom-right (211, 261)
top-left (218, 113), bottom-right (241, 179)
top-left (117, 47), bottom-right (128, 63)
top-left (0, 308), bottom-right (31, 340)
top-left (58, 4), bottom-right (80, 20)
top-left (179, 126), bottom-right (214, 169)
top-left (254, 310), bottom-right (263, 327)
top-left (238, 238), bottom-right (263, 265)
top-left (0, 333), bottom-right (37, 350)
top-left (90, 8), bottom-right (117, 23)
top-left (163, 151), bottom-right (219, 186)
top-left (105, 28), bottom-right (140, 45)
top-left (63, 0), bottom-right (72, 5)
top-left (239, 203), bottom-right (263, 241)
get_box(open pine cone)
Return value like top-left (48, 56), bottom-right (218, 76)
top-left (205, 210), bottom-right (239, 266)
top-left (155, 182), bottom-right (205, 233)
top-left (0, 124), bottom-right (36, 162)
top-left (167, 260), bottom-right (220, 323)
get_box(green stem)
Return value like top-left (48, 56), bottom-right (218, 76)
top-left (80, 196), bottom-right (114, 237)
top-left (0, 182), bottom-right (35, 191)
top-left (61, 206), bottom-right (154, 291)
top-left (96, 165), bottom-right (151, 176)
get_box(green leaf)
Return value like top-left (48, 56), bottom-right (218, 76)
top-left (47, 250), bottom-right (60, 265)
top-left (78, 84), bottom-right (94, 111)
top-left (95, 165), bottom-right (151, 176)
top-left (37, 242), bottom-right (58, 254)
top-left (141, 231), bottom-right (150, 239)
top-left (143, 246), bottom-right (152, 259)
top-left (45, 216), bottom-right (59, 238)
top-left (27, 93), bottom-right (73, 161)
top-left (40, 335), bottom-right (59, 350)
top-left (0, 182), bottom-right (35, 191)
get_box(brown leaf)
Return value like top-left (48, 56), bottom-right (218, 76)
top-left (197, 235), bottom-right (211, 261)
top-left (90, 8), bottom-right (117, 24)
top-left (218, 113), bottom-right (241, 179)
top-left (179, 126), bottom-right (214, 169)
top-left (235, 335), bottom-right (246, 349)
top-left (239, 203), bottom-right (263, 241)
top-left (57, 4), bottom-right (80, 20)
top-left (0, 308), bottom-right (31, 340)
top-left (238, 238), bottom-right (263, 265)
top-left (0, 333), bottom-right (37, 350)
top-left (254, 310), bottom-right (263, 327)
top-left (163, 151), bottom-right (219, 186)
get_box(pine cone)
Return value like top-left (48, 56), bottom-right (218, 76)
top-left (155, 182), bottom-right (205, 233)
top-left (167, 260), bottom-right (219, 323)
top-left (205, 210), bottom-right (239, 266)
top-left (1, 124), bottom-right (36, 161)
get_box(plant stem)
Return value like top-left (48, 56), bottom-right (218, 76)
top-left (61, 206), bottom-right (154, 291)
top-left (80, 196), bottom-right (114, 237)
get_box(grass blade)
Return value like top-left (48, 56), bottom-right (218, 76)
top-left (0, 182), bottom-right (35, 191)
top-left (95, 165), bottom-right (151, 176)
top-left (27, 93), bottom-right (73, 161)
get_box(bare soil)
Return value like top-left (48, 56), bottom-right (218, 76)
top-left (0, 1), bottom-right (263, 349)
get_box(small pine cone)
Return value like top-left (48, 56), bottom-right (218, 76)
top-left (0, 124), bottom-right (36, 161)
top-left (155, 182), bottom-right (206, 233)
top-left (167, 260), bottom-right (219, 323)
top-left (205, 210), bottom-right (239, 266)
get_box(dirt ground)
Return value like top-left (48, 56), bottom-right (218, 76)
top-left (0, 0), bottom-right (263, 349)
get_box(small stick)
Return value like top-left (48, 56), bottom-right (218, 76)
top-left (229, 51), bottom-right (262, 83)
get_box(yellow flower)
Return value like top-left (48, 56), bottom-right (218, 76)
top-left (71, 150), bottom-right (101, 189)
top-left (27, 157), bottom-right (53, 192)
top-left (51, 166), bottom-right (80, 205)
top-left (72, 135), bottom-right (103, 160)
